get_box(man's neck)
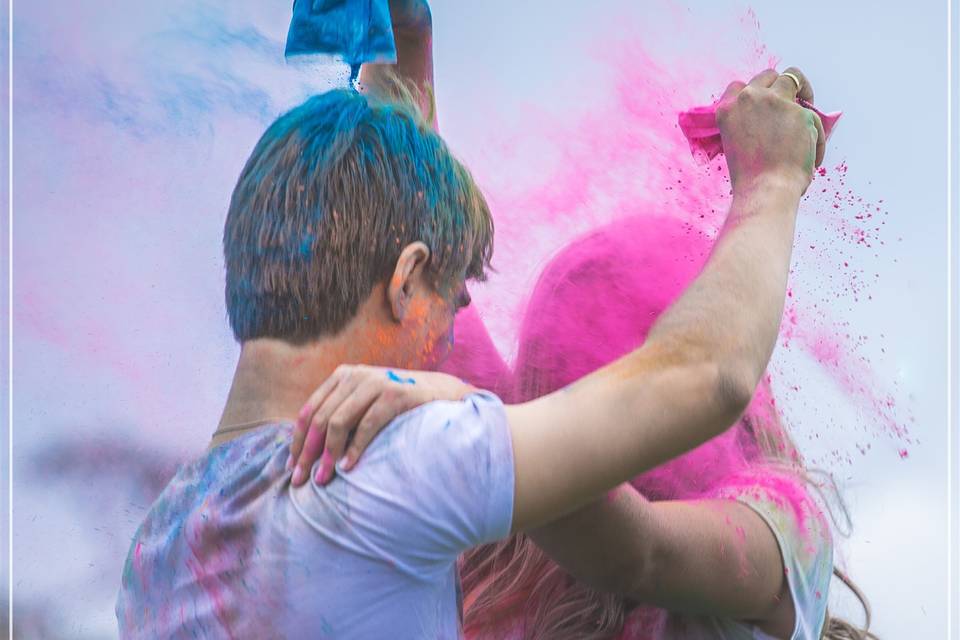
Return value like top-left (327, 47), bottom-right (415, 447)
top-left (219, 288), bottom-right (396, 436)
top-left (217, 339), bottom-right (337, 431)
top-left (214, 327), bottom-right (386, 447)
top-left (213, 289), bottom-right (412, 447)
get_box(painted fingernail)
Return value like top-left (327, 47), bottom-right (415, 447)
top-left (314, 465), bottom-right (324, 485)
top-left (292, 466), bottom-right (305, 485)
top-left (285, 454), bottom-right (294, 470)
top-left (320, 451), bottom-right (335, 484)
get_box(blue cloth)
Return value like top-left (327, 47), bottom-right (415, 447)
top-left (285, 0), bottom-right (397, 80)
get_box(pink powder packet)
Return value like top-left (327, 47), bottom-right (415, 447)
top-left (678, 97), bottom-right (842, 163)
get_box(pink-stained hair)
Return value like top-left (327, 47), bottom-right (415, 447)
top-left (458, 215), bottom-right (876, 640)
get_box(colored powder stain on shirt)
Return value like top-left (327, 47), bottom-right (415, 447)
top-left (116, 393), bottom-right (514, 638)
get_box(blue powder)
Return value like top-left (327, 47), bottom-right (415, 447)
top-left (285, 0), bottom-right (397, 71)
top-left (299, 233), bottom-right (314, 258)
top-left (386, 370), bottom-right (416, 385)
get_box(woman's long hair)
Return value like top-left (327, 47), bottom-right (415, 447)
top-left (460, 215), bottom-right (876, 640)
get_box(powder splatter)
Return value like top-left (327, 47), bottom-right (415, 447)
top-left (448, 11), bottom-right (906, 638)
top-left (455, 8), bottom-right (910, 471)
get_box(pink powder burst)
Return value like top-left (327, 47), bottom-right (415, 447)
top-left (461, 7), bottom-right (909, 471)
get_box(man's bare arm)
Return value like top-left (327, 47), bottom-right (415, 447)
top-left (353, 26), bottom-right (816, 626)
top-left (290, 69), bottom-right (824, 509)
top-left (287, 42), bottom-right (822, 629)
top-left (506, 67), bottom-right (824, 532)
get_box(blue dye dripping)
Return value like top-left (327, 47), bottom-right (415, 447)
top-left (285, 0), bottom-right (397, 73)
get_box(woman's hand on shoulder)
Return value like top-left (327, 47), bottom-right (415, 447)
top-left (287, 364), bottom-right (476, 486)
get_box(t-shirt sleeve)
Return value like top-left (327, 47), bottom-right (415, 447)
top-left (714, 474), bottom-right (834, 640)
top-left (289, 391), bottom-right (515, 578)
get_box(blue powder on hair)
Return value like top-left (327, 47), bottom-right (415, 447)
top-left (299, 233), bottom-right (314, 258)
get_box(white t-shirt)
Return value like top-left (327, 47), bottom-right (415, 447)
top-left (116, 392), bottom-right (515, 639)
top-left (708, 480), bottom-right (833, 640)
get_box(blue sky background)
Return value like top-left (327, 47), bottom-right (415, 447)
top-left (5, 1), bottom-right (957, 637)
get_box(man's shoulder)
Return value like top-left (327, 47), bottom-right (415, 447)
top-left (370, 391), bottom-right (507, 451)
top-left (351, 390), bottom-right (515, 553)
top-left (322, 390), bottom-right (512, 503)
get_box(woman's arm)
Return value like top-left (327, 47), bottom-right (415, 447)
top-left (529, 487), bottom-right (796, 637)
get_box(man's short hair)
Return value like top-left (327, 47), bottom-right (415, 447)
top-left (224, 81), bottom-right (493, 344)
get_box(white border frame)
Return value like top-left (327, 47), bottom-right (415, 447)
top-left (1, 0), bottom-right (958, 637)
top-left (6, 0), bottom-right (12, 636)
top-left (948, 0), bottom-right (960, 636)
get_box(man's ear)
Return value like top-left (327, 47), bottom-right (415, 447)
top-left (387, 241), bottom-right (431, 322)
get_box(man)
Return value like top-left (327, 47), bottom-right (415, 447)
top-left (116, 2), bottom-right (824, 637)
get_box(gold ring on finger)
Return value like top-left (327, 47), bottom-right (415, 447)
top-left (780, 71), bottom-right (802, 93)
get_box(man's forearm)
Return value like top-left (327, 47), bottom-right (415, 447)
top-left (500, 71), bottom-right (823, 532)
top-left (359, 20), bottom-right (437, 130)
top-left (507, 171), bottom-right (807, 531)
top-left (645, 174), bottom-right (802, 400)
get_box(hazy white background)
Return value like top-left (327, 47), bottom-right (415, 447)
top-left (6, 1), bottom-right (957, 638)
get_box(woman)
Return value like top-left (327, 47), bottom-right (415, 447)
top-left (456, 214), bottom-right (875, 640)
top-left (286, 2), bottom-right (876, 636)
top-left (291, 214), bottom-right (877, 639)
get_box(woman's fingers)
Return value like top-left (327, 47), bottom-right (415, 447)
top-left (288, 366), bottom-right (469, 486)
top-left (291, 369), bottom-right (359, 485)
top-left (314, 382), bottom-right (383, 484)
top-left (289, 372), bottom-right (341, 470)
top-left (340, 390), bottom-right (411, 471)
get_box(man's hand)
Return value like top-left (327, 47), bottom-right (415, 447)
top-left (717, 67), bottom-right (825, 196)
top-left (287, 365), bottom-right (476, 486)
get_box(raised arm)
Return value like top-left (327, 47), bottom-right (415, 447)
top-left (506, 67), bottom-right (824, 532)
top-left (357, 0), bottom-right (514, 398)
top-left (289, 68), bottom-right (823, 503)
top-left (285, 61), bottom-right (824, 628)
top-left (358, 0), bottom-right (437, 130)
